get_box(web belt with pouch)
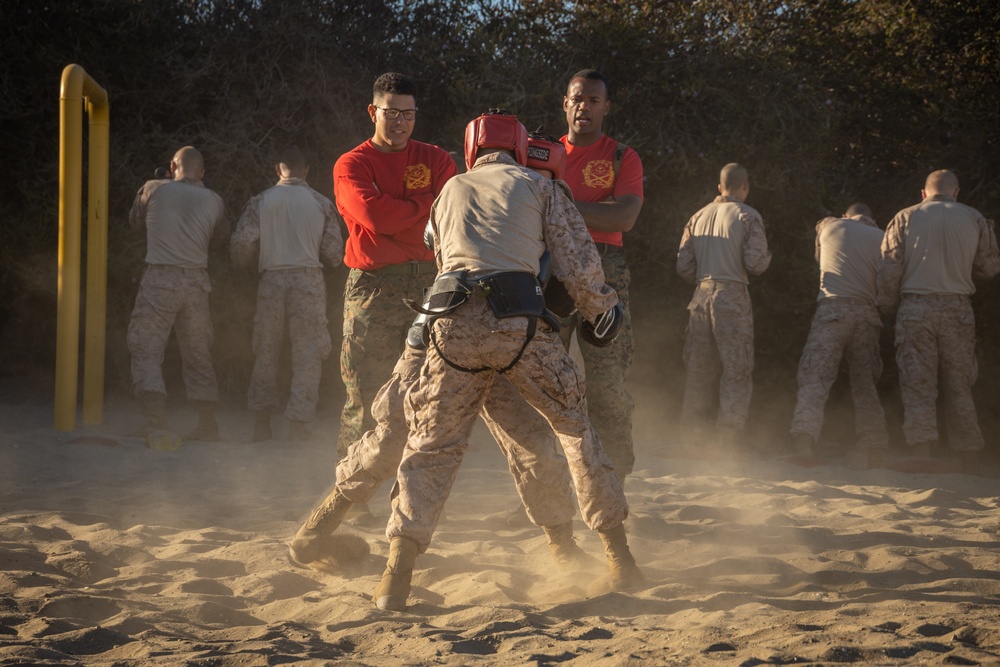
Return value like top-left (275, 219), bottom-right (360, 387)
top-left (404, 270), bottom-right (560, 373)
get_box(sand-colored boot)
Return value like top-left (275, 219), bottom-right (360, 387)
top-left (187, 400), bottom-right (220, 441)
top-left (910, 440), bottom-right (936, 458)
top-left (791, 432), bottom-right (815, 456)
top-left (140, 391), bottom-right (169, 430)
top-left (867, 447), bottom-right (887, 469)
top-left (289, 489), bottom-right (353, 566)
top-left (961, 450), bottom-right (981, 476)
top-left (543, 521), bottom-right (597, 571)
top-left (287, 420), bottom-right (315, 441)
top-left (140, 392), bottom-right (182, 451)
top-left (373, 536), bottom-right (419, 611)
top-left (598, 523), bottom-right (644, 590)
top-left (252, 410), bottom-right (272, 442)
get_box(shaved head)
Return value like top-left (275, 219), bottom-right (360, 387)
top-left (924, 169), bottom-right (959, 197)
top-left (276, 146), bottom-right (309, 178)
top-left (845, 202), bottom-right (872, 218)
top-left (719, 163), bottom-right (749, 199)
top-left (172, 146), bottom-right (205, 180)
top-left (720, 163), bottom-right (748, 191)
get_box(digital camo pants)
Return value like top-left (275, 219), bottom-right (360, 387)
top-left (895, 294), bottom-right (983, 451)
top-left (558, 252), bottom-right (635, 476)
top-left (127, 265), bottom-right (218, 402)
top-left (338, 267), bottom-right (434, 454)
top-left (680, 281), bottom-right (753, 431)
top-left (790, 298), bottom-right (887, 448)
top-left (335, 345), bottom-right (577, 529)
top-left (388, 300), bottom-right (627, 552)
top-left (248, 268), bottom-right (331, 423)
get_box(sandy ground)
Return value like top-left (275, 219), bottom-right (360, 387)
top-left (2, 392), bottom-right (1000, 666)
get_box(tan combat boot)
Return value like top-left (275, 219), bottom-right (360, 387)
top-left (791, 432), bottom-right (815, 456)
top-left (287, 420), bottom-right (315, 441)
top-left (140, 392), bottom-right (182, 451)
top-left (187, 400), bottom-right (220, 441)
top-left (289, 489), bottom-right (353, 566)
top-left (252, 410), bottom-right (272, 442)
top-left (373, 536), bottom-right (419, 611)
top-left (598, 523), bottom-right (644, 590)
top-left (140, 391), bottom-right (169, 430)
top-left (543, 521), bottom-right (597, 571)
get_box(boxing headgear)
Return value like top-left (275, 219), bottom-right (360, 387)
top-left (464, 109), bottom-right (528, 170)
top-left (527, 132), bottom-right (567, 180)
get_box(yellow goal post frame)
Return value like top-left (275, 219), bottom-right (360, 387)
top-left (55, 64), bottom-right (109, 431)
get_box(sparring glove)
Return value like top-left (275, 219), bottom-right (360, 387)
top-left (423, 220), bottom-right (436, 250)
top-left (577, 302), bottom-right (624, 347)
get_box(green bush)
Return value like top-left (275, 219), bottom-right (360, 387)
top-left (4, 0), bottom-right (1000, 446)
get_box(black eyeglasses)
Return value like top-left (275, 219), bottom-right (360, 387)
top-left (375, 106), bottom-right (418, 121)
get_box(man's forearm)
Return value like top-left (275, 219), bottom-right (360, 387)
top-left (575, 195), bottom-right (642, 233)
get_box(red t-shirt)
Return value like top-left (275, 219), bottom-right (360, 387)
top-left (334, 139), bottom-right (457, 270)
top-left (560, 134), bottom-right (644, 246)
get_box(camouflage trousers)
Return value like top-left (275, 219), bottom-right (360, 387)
top-left (790, 298), bottom-right (888, 448)
top-left (335, 345), bottom-right (576, 528)
top-left (558, 252), bottom-right (635, 476)
top-left (680, 280), bottom-right (754, 430)
top-left (127, 265), bottom-right (218, 401)
top-left (248, 268), bottom-right (331, 423)
top-left (338, 266), bottom-right (435, 455)
top-left (895, 294), bottom-right (983, 451)
top-left (387, 298), bottom-right (627, 552)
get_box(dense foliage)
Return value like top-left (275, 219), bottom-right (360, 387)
top-left (3, 0), bottom-right (1000, 447)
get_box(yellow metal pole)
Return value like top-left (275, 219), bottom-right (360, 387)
top-left (55, 66), bottom-right (85, 431)
top-left (55, 64), bottom-right (109, 431)
top-left (83, 81), bottom-right (110, 425)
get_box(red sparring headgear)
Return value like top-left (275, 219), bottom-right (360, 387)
top-left (526, 132), bottom-right (567, 180)
top-left (464, 109), bottom-right (528, 170)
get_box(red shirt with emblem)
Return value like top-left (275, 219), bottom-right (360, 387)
top-left (560, 134), bottom-right (644, 246)
top-left (334, 139), bottom-right (457, 270)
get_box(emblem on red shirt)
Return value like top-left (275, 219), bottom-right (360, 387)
top-left (582, 160), bottom-right (614, 189)
top-left (404, 164), bottom-right (431, 191)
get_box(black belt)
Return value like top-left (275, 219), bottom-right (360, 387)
top-left (269, 267), bottom-right (316, 274)
top-left (146, 264), bottom-right (206, 275)
top-left (902, 293), bottom-right (969, 302)
top-left (369, 261), bottom-right (437, 276)
top-left (820, 296), bottom-right (873, 307)
top-left (594, 243), bottom-right (621, 256)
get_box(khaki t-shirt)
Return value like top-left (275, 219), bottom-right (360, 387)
top-left (676, 196), bottom-right (770, 285)
top-left (138, 180), bottom-right (225, 269)
top-left (816, 216), bottom-right (883, 302)
top-left (433, 160), bottom-right (547, 277)
top-left (901, 199), bottom-right (984, 295)
top-left (257, 180), bottom-right (332, 271)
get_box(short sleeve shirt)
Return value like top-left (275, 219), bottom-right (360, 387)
top-left (560, 134), bottom-right (643, 246)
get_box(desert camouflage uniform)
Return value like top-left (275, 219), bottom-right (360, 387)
top-left (558, 252), bottom-right (635, 475)
top-left (128, 266), bottom-right (218, 400)
top-left (231, 176), bottom-right (343, 423)
top-left (127, 178), bottom-right (227, 400)
top-left (791, 215), bottom-right (888, 447)
top-left (558, 137), bottom-right (643, 479)
top-left (248, 270), bottom-right (331, 422)
top-left (335, 345), bottom-right (576, 528)
top-left (678, 282), bottom-right (755, 429)
top-left (676, 195), bottom-right (771, 430)
top-left (894, 296), bottom-right (981, 449)
top-left (334, 139), bottom-right (456, 456)
top-left (878, 194), bottom-right (1000, 450)
top-left (388, 153), bottom-right (625, 551)
top-left (791, 299), bottom-right (886, 446)
top-left (339, 267), bottom-right (436, 451)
